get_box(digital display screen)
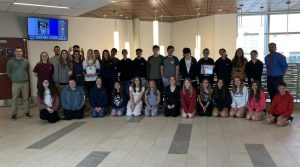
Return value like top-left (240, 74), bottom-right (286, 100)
top-left (27, 17), bottom-right (68, 41)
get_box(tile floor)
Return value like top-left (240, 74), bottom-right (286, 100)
top-left (0, 105), bottom-right (300, 167)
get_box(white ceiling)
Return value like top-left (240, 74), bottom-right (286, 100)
top-left (0, 0), bottom-right (112, 16)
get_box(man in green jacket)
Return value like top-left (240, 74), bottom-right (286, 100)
top-left (6, 47), bottom-right (31, 121)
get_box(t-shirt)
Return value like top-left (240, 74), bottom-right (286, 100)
top-left (200, 91), bottom-right (210, 102)
top-left (185, 58), bottom-right (192, 73)
top-left (161, 56), bottom-right (179, 79)
top-left (83, 60), bottom-right (100, 81)
top-left (148, 55), bottom-right (163, 79)
top-left (44, 89), bottom-right (53, 108)
top-left (33, 63), bottom-right (54, 84)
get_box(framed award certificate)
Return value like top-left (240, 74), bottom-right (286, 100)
top-left (201, 65), bottom-right (214, 75)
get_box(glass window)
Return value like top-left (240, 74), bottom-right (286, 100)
top-left (270, 14), bottom-right (300, 32)
top-left (288, 14), bottom-right (300, 32)
top-left (240, 15), bottom-right (263, 33)
top-left (270, 14), bottom-right (287, 33)
top-left (269, 34), bottom-right (300, 62)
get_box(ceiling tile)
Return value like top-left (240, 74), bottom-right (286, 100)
top-left (8, 4), bottom-right (40, 13)
top-left (0, 2), bottom-right (11, 11)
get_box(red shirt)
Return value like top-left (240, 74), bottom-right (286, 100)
top-left (247, 90), bottom-right (266, 112)
top-left (33, 63), bottom-right (54, 85)
top-left (180, 89), bottom-right (197, 113)
top-left (269, 91), bottom-right (294, 118)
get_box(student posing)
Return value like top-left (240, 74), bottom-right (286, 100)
top-left (61, 78), bottom-right (85, 120)
top-left (33, 51), bottom-right (54, 86)
top-left (90, 77), bottom-right (108, 118)
top-left (144, 80), bottom-right (161, 117)
top-left (83, 49), bottom-right (100, 97)
top-left (267, 82), bottom-right (294, 126)
top-left (180, 78), bottom-right (197, 118)
top-left (197, 79), bottom-right (213, 117)
top-left (111, 81), bottom-right (127, 116)
top-left (126, 77), bottom-right (145, 116)
top-left (37, 79), bottom-right (60, 123)
top-left (212, 79), bottom-right (232, 117)
top-left (246, 81), bottom-right (266, 121)
top-left (180, 48), bottom-right (198, 88)
top-left (230, 76), bottom-right (248, 118)
top-left (164, 77), bottom-right (181, 117)
top-left (232, 48), bottom-right (247, 81)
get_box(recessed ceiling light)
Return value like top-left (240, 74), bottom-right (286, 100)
top-left (13, 2), bottom-right (69, 9)
top-left (110, 0), bottom-right (117, 3)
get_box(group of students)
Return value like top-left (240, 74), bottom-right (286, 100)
top-left (6, 43), bottom-right (293, 127)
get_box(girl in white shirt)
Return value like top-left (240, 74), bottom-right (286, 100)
top-left (230, 76), bottom-right (248, 118)
top-left (83, 49), bottom-right (100, 96)
top-left (127, 76), bottom-right (145, 116)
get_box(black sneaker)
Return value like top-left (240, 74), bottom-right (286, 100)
top-left (288, 116), bottom-right (294, 124)
top-left (25, 113), bottom-right (31, 119)
top-left (11, 115), bottom-right (17, 121)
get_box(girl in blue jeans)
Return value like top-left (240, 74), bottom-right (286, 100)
top-left (144, 80), bottom-right (161, 116)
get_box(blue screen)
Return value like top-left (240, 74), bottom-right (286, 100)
top-left (27, 17), bottom-right (68, 41)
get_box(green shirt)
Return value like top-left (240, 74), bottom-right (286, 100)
top-left (147, 55), bottom-right (164, 79)
top-left (7, 58), bottom-right (30, 83)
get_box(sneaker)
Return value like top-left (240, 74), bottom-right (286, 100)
top-left (25, 113), bottom-right (31, 119)
top-left (11, 115), bottom-right (17, 121)
top-left (288, 116), bottom-right (294, 124)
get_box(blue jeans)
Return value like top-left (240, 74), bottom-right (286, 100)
top-left (91, 107), bottom-right (106, 118)
top-left (145, 105), bottom-right (160, 116)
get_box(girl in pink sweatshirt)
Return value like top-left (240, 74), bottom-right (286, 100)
top-left (246, 80), bottom-right (266, 121)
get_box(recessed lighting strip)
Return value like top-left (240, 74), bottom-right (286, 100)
top-left (13, 2), bottom-right (69, 9)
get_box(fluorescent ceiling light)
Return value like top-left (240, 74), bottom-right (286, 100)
top-left (13, 2), bottom-right (69, 9)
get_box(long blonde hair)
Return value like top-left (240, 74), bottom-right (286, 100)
top-left (146, 80), bottom-right (158, 96)
top-left (182, 78), bottom-right (193, 95)
top-left (200, 78), bottom-right (212, 101)
top-left (86, 49), bottom-right (96, 65)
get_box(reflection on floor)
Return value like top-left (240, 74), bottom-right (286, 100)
top-left (0, 106), bottom-right (300, 167)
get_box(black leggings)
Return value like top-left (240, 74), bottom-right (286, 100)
top-left (85, 81), bottom-right (95, 97)
top-left (164, 104), bottom-right (180, 117)
top-left (40, 109), bottom-right (60, 123)
top-left (197, 101), bottom-right (213, 116)
top-left (63, 108), bottom-right (84, 120)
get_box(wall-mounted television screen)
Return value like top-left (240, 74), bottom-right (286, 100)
top-left (27, 17), bottom-right (68, 41)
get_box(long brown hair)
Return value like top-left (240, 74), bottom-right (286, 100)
top-left (39, 51), bottom-right (50, 64)
top-left (37, 79), bottom-right (58, 100)
top-left (232, 76), bottom-right (244, 94)
top-left (59, 50), bottom-right (72, 68)
top-left (213, 78), bottom-right (226, 100)
top-left (182, 78), bottom-right (193, 95)
top-left (249, 80), bottom-right (262, 102)
top-left (132, 76), bottom-right (142, 93)
top-left (101, 49), bottom-right (111, 67)
top-left (112, 81), bottom-right (123, 97)
top-left (232, 48), bottom-right (247, 67)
